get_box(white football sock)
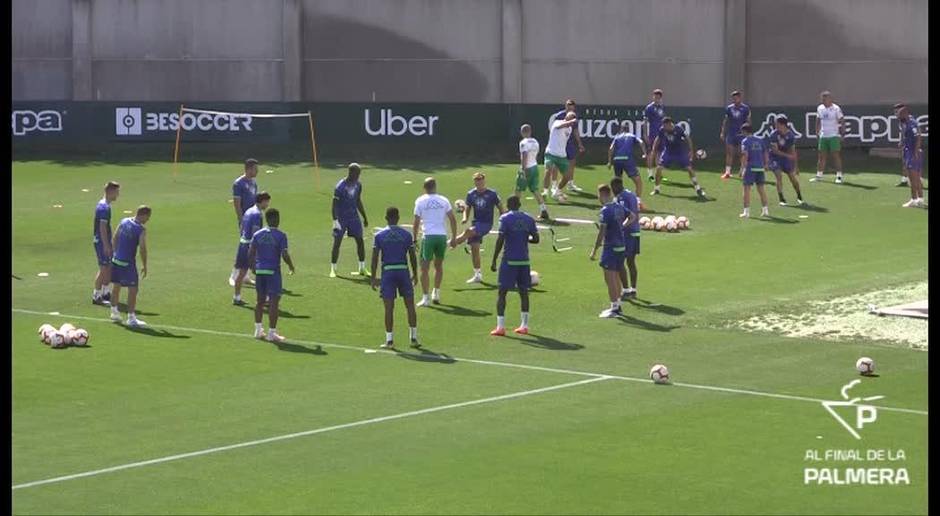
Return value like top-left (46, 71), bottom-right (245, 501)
top-left (409, 327), bottom-right (417, 340)
top-left (816, 171), bottom-right (823, 177)
top-left (539, 203), bottom-right (547, 212)
top-left (385, 331), bottom-right (394, 343)
top-left (610, 302), bottom-right (620, 310)
top-left (520, 312), bottom-right (529, 328)
top-left (621, 287), bottom-right (629, 295)
top-left (93, 288), bottom-right (101, 297)
top-left (473, 268), bottom-right (481, 276)
top-left (330, 263), bottom-right (337, 272)
top-left (255, 322), bottom-right (263, 332)
top-left (496, 315), bottom-right (505, 329)
top-left (725, 166), bottom-right (731, 173)
top-left (359, 261), bottom-right (366, 270)
top-left (103, 284), bottom-right (112, 294)
top-left (269, 327), bottom-right (277, 335)
top-left (233, 294), bottom-right (241, 301)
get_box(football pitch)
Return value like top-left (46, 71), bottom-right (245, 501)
top-left (12, 156), bottom-right (928, 514)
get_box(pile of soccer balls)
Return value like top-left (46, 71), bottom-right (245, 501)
top-left (38, 323), bottom-right (90, 349)
top-left (639, 215), bottom-right (690, 233)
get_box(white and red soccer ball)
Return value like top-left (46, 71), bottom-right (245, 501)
top-left (37, 323), bottom-right (89, 348)
top-left (856, 357), bottom-right (875, 376)
top-left (650, 364), bottom-right (670, 384)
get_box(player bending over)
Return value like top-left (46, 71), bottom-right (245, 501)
top-left (413, 178), bottom-right (457, 306)
top-left (451, 172), bottom-right (505, 284)
top-left (92, 181), bottom-right (120, 305)
top-left (230, 158), bottom-right (259, 286)
top-left (233, 191), bottom-right (271, 305)
top-left (489, 195), bottom-right (539, 336)
top-left (109, 205), bottom-right (151, 327)
top-left (812, 91), bottom-right (845, 183)
top-left (590, 185), bottom-right (634, 318)
top-left (543, 112), bottom-right (579, 203)
top-left (371, 207), bottom-right (420, 349)
top-left (720, 90), bottom-right (751, 179)
top-left (898, 105), bottom-right (925, 207)
top-left (767, 116), bottom-right (804, 206)
top-left (331, 162), bottom-right (370, 278)
top-left (607, 121), bottom-right (647, 209)
top-left (651, 117), bottom-right (707, 199)
top-left (739, 124), bottom-right (770, 218)
top-left (610, 177), bottom-right (640, 300)
top-left (248, 208), bottom-right (295, 342)
top-left (517, 124), bottom-right (551, 220)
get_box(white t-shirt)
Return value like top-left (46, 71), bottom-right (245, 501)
top-left (816, 103), bottom-right (844, 138)
top-left (519, 138), bottom-right (540, 168)
top-left (414, 193), bottom-right (452, 236)
top-left (546, 120), bottom-right (573, 157)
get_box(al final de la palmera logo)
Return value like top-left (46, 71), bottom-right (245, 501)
top-left (803, 380), bottom-right (910, 486)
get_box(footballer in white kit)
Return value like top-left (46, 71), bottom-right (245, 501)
top-left (812, 91), bottom-right (845, 183)
top-left (517, 124), bottom-right (550, 220)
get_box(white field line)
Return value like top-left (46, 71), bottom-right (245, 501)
top-left (12, 376), bottom-right (609, 490)
top-left (12, 309), bottom-right (928, 417)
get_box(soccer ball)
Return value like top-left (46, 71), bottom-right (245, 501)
top-left (664, 215), bottom-right (676, 226)
top-left (530, 270), bottom-right (540, 287)
top-left (70, 328), bottom-right (89, 347)
top-left (677, 216), bottom-right (688, 229)
top-left (38, 324), bottom-right (56, 344)
top-left (856, 357), bottom-right (875, 376)
top-left (683, 217), bottom-right (691, 230)
top-left (666, 220), bottom-right (678, 232)
top-left (454, 199), bottom-right (466, 213)
top-left (47, 331), bottom-right (67, 349)
top-left (639, 216), bottom-right (651, 229)
top-left (58, 323), bottom-right (76, 345)
top-left (650, 364), bottom-right (670, 384)
top-left (651, 216), bottom-right (665, 231)
top-left (695, 149), bottom-right (707, 160)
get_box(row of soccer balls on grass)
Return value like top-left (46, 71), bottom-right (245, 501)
top-left (640, 215), bottom-right (690, 232)
top-left (38, 323), bottom-right (90, 349)
top-left (649, 357), bottom-right (875, 384)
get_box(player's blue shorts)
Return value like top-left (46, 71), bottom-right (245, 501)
top-left (600, 246), bottom-right (626, 270)
top-left (725, 132), bottom-right (744, 147)
top-left (769, 157), bottom-right (794, 174)
top-left (498, 262), bottom-right (531, 291)
top-left (613, 160), bottom-right (638, 178)
top-left (234, 243), bottom-right (250, 269)
top-left (645, 130), bottom-right (659, 150)
top-left (255, 271), bottom-right (283, 299)
top-left (659, 152), bottom-right (690, 169)
top-left (624, 234), bottom-right (640, 258)
top-left (333, 217), bottom-right (363, 239)
top-left (468, 222), bottom-right (492, 245)
top-left (93, 239), bottom-right (111, 267)
top-left (903, 147), bottom-right (923, 173)
top-left (743, 167), bottom-right (766, 186)
top-left (379, 267), bottom-right (413, 300)
top-left (110, 259), bottom-right (138, 287)
top-left (566, 140), bottom-right (578, 161)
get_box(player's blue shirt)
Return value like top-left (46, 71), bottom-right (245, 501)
top-left (250, 227), bottom-right (288, 272)
top-left (498, 210), bottom-right (538, 263)
top-left (741, 135), bottom-right (767, 169)
top-left (466, 188), bottom-right (501, 225)
top-left (616, 190), bottom-right (640, 234)
top-left (93, 199), bottom-right (111, 244)
top-left (232, 175), bottom-right (257, 216)
top-left (113, 217), bottom-right (144, 263)
top-left (611, 132), bottom-right (640, 160)
top-left (769, 129), bottom-right (795, 159)
top-left (724, 103), bottom-right (751, 134)
top-left (644, 102), bottom-right (665, 139)
top-left (598, 202), bottom-right (627, 248)
top-left (240, 205), bottom-right (264, 243)
top-left (373, 225), bottom-right (414, 266)
top-left (657, 126), bottom-right (688, 155)
top-left (901, 117), bottom-right (920, 151)
top-left (333, 178), bottom-right (362, 221)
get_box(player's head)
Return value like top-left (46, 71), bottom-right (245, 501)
top-left (652, 88), bottom-right (663, 101)
top-left (520, 124), bottom-right (531, 137)
top-left (893, 102), bottom-right (905, 116)
top-left (731, 90), bottom-right (742, 104)
top-left (741, 123), bottom-right (753, 135)
top-left (506, 195), bottom-right (521, 211)
top-left (662, 117), bottom-right (675, 132)
top-left (597, 184), bottom-right (612, 203)
top-left (472, 171), bottom-right (486, 190)
top-left (775, 116), bottom-right (790, 131)
top-left (896, 104), bottom-right (910, 120)
top-left (619, 121), bottom-right (629, 133)
top-left (256, 191), bottom-right (272, 210)
top-left (820, 90), bottom-right (832, 105)
top-left (104, 181), bottom-right (120, 202)
top-left (347, 162), bottom-right (361, 181)
top-left (135, 205), bottom-right (152, 224)
top-left (565, 99), bottom-right (576, 112)
top-left (423, 177), bottom-right (437, 193)
top-left (244, 158), bottom-right (259, 178)
top-left (610, 176), bottom-right (624, 195)
top-left (385, 206), bottom-right (400, 225)
top-left (564, 111), bottom-right (576, 122)
top-left (265, 208), bottom-right (280, 228)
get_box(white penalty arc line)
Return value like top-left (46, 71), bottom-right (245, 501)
top-left (12, 309), bottom-right (928, 417)
top-left (12, 376), bottom-right (609, 490)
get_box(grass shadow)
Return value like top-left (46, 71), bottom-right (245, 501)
top-left (12, 275), bottom-right (22, 280)
top-left (281, 289), bottom-right (303, 297)
top-left (504, 332), bottom-right (584, 351)
top-left (426, 302), bottom-right (490, 317)
top-left (616, 313), bottom-right (680, 332)
top-left (752, 215), bottom-right (800, 224)
top-left (538, 219), bottom-right (572, 227)
top-left (557, 199), bottom-right (599, 210)
top-left (627, 299), bottom-right (685, 316)
top-left (395, 346), bottom-right (456, 364)
top-left (452, 281), bottom-right (499, 292)
top-left (114, 303), bottom-right (159, 316)
top-left (334, 274), bottom-right (372, 285)
top-left (124, 326), bottom-right (191, 339)
top-left (273, 341), bottom-right (327, 355)
top-left (233, 304), bottom-right (310, 319)
top-left (790, 203), bottom-right (829, 213)
top-left (837, 181), bottom-right (878, 190)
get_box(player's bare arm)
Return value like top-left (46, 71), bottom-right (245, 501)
top-left (233, 198), bottom-right (242, 227)
top-left (490, 234), bottom-right (504, 272)
top-left (412, 215), bottom-right (421, 243)
top-left (720, 116), bottom-right (727, 140)
top-left (282, 249), bottom-right (295, 274)
top-left (607, 143), bottom-right (614, 168)
top-left (139, 230), bottom-right (148, 278)
top-left (99, 219), bottom-right (112, 256)
top-left (447, 211), bottom-right (458, 247)
top-left (356, 196), bottom-right (368, 227)
top-left (247, 244), bottom-right (257, 274)
top-left (408, 246), bottom-right (418, 285)
top-left (622, 210), bottom-right (638, 230)
top-left (590, 224), bottom-right (605, 260)
top-left (497, 200), bottom-right (506, 216)
top-left (370, 247), bottom-right (380, 290)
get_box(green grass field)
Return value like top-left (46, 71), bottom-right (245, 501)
top-left (12, 155), bottom-right (928, 515)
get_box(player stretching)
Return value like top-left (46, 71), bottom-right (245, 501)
top-left (451, 172), bottom-right (505, 284)
top-left (546, 99), bottom-right (586, 195)
top-left (489, 195), bottom-right (539, 336)
top-left (413, 178), bottom-right (457, 306)
top-left (544, 112), bottom-right (579, 202)
top-left (590, 185), bottom-right (633, 318)
top-left (607, 121), bottom-right (647, 209)
top-left (767, 116), bottom-right (804, 206)
top-left (651, 118), bottom-right (707, 198)
top-left (610, 177), bottom-right (640, 300)
top-left (893, 103), bottom-right (910, 187)
top-left (898, 105), bottom-right (925, 207)
top-left (720, 90), bottom-right (751, 179)
top-left (517, 124), bottom-right (551, 220)
top-left (812, 91), bottom-right (845, 183)
top-left (230, 158), bottom-right (259, 286)
top-left (92, 181), bottom-right (120, 305)
top-left (233, 192), bottom-right (270, 305)
top-left (248, 208), bottom-right (295, 342)
top-left (643, 89), bottom-right (665, 181)
top-left (371, 207), bottom-right (420, 349)
top-left (108, 206), bottom-right (151, 327)
top-left (739, 124), bottom-right (770, 218)
top-left (330, 163), bottom-right (370, 278)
